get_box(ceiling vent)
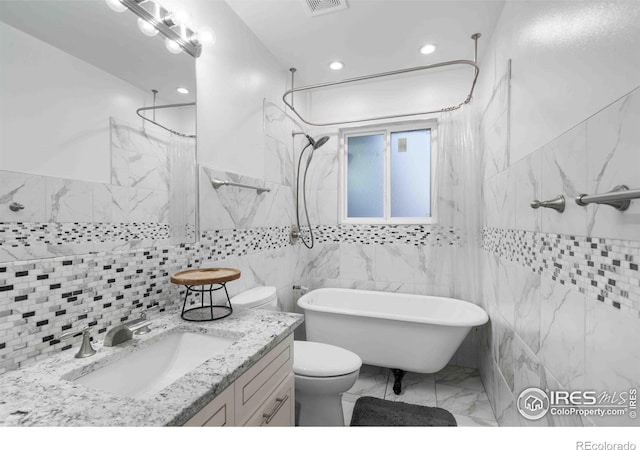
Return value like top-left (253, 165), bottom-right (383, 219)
top-left (304, 0), bottom-right (348, 16)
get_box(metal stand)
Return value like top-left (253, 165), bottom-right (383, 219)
top-left (180, 282), bottom-right (233, 322)
top-left (391, 369), bottom-right (406, 395)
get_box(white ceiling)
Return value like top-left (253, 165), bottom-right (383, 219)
top-left (0, 0), bottom-right (196, 104)
top-left (225, 0), bottom-right (505, 85)
top-left (226, 0), bottom-right (504, 84)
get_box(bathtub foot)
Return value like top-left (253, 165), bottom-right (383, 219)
top-left (391, 369), bottom-right (406, 395)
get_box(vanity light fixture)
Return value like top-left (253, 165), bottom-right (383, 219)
top-left (419, 43), bottom-right (437, 55)
top-left (329, 61), bottom-right (344, 70)
top-left (176, 87), bottom-right (190, 94)
top-left (104, 0), bottom-right (212, 57)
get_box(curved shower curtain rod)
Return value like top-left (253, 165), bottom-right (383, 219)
top-left (136, 89), bottom-right (196, 138)
top-left (136, 102), bottom-right (196, 138)
top-left (283, 33), bottom-right (481, 127)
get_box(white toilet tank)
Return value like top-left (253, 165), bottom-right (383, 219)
top-left (230, 286), bottom-right (279, 311)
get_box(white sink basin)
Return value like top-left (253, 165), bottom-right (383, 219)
top-left (74, 332), bottom-right (234, 399)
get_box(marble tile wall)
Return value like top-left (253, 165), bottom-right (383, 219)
top-left (295, 239), bottom-right (461, 298)
top-left (195, 99), bottom-right (300, 311)
top-left (0, 117), bottom-right (185, 262)
top-left (0, 100), bottom-right (300, 373)
top-left (0, 171), bottom-right (170, 232)
top-left (478, 72), bottom-right (640, 426)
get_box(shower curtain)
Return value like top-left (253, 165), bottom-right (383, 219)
top-left (432, 107), bottom-right (483, 304)
top-left (169, 134), bottom-right (196, 243)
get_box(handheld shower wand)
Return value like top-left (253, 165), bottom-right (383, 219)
top-left (292, 132), bottom-right (330, 249)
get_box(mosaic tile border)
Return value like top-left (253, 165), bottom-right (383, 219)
top-left (0, 222), bottom-right (171, 246)
top-left (482, 227), bottom-right (640, 319)
top-left (310, 224), bottom-right (461, 247)
top-left (199, 227), bottom-right (291, 258)
top-left (0, 222), bottom-right (174, 262)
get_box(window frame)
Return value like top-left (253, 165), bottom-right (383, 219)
top-left (339, 119), bottom-right (438, 225)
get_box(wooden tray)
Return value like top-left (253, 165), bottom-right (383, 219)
top-left (170, 268), bottom-right (241, 286)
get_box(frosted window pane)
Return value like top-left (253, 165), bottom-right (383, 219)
top-left (390, 129), bottom-right (431, 217)
top-left (347, 134), bottom-right (384, 217)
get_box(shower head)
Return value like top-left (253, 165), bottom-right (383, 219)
top-left (305, 134), bottom-right (330, 150)
top-left (312, 135), bottom-right (330, 150)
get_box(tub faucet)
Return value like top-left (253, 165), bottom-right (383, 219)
top-left (293, 285), bottom-right (310, 295)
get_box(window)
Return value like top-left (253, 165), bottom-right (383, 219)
top-left (340, 121), bottom-right (436, 224)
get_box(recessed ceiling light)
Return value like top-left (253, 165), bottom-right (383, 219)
top-left (176, 87), bottom-right (190, 94)
top-left (329, 61), bottom-right (344, 70)
top-left (419, 44), bottom-right (437, 55)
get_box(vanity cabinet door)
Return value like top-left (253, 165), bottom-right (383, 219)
top-left (234, 334), bottom-right (293, 425)
top-left (183, 383), bottom-right (235, 427)
top-left (243, 373), bottom-right (294, 427)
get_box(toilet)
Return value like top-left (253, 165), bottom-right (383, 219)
top-left (293, 341), bottom-right (361, 426)
top-left (231, 286), bottom-right (363, 426)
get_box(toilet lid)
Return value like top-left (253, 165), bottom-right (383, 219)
top-left (293, 341), bottom-right (362, 377)
top-left (231, 286), bottom-right (277, 308)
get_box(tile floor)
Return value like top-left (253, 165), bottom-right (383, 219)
top-left (342, 364), bottom-right (498, 426)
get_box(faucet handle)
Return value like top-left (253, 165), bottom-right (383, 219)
top-left (59, 325), bottom-right (90, 340)
top-left (140, 304), bottom-right (160, 320)
top-left (60, 326), bottom-right (96, 358)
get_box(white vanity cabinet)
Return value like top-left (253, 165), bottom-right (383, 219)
top-left (184, 334), bottom-right (294, 427)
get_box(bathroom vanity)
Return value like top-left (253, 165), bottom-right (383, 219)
top-left (185, 335), bottom-right (294, 426)
top-left (0, 309), bottom-right (302, 426)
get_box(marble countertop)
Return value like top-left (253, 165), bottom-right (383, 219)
top-left (0, 308), bottom-right (303, 426)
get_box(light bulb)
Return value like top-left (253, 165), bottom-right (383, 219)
top-left (172, 9), bottom-right (191, 26)
top-left (165, 38), bottom-right (182, 54)
top-left (137, 1), bottom-right (159, 37)
top-left (105, 0), bottom-right (127, 12)
top-left (138, 17), bottom-right (159, 36)
top-left (195, 27), bottom-right (216, 45)
top-left (419, 44), bottom-right (437, 55)
top-left (329, 61), bottom-right (344, 70)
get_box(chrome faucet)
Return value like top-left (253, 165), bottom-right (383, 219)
top-left (103, 320), bottom-right (151, 347)
top-left (60, 326), bottom-right (96, 358)
top-left (103, 307), bottom-right (158, 347)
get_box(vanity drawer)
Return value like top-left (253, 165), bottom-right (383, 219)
top-left (235, 334), bottom-right (293, 425)
top-left (243, 373), bottom-right (294, 427)
top-left (183, 383), bottom-right (235, 427)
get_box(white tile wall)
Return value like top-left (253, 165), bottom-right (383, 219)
top-left (479, 55), bottom-right (640, 427)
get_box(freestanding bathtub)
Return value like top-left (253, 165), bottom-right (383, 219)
top-left (298, 288), bottom-right (488, 382)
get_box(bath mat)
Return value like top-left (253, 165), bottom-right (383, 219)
top-left (350, 396), bottom-right (457, 427)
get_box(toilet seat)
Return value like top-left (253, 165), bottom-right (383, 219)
top-left (293, 341), bottom-right (362, 378)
